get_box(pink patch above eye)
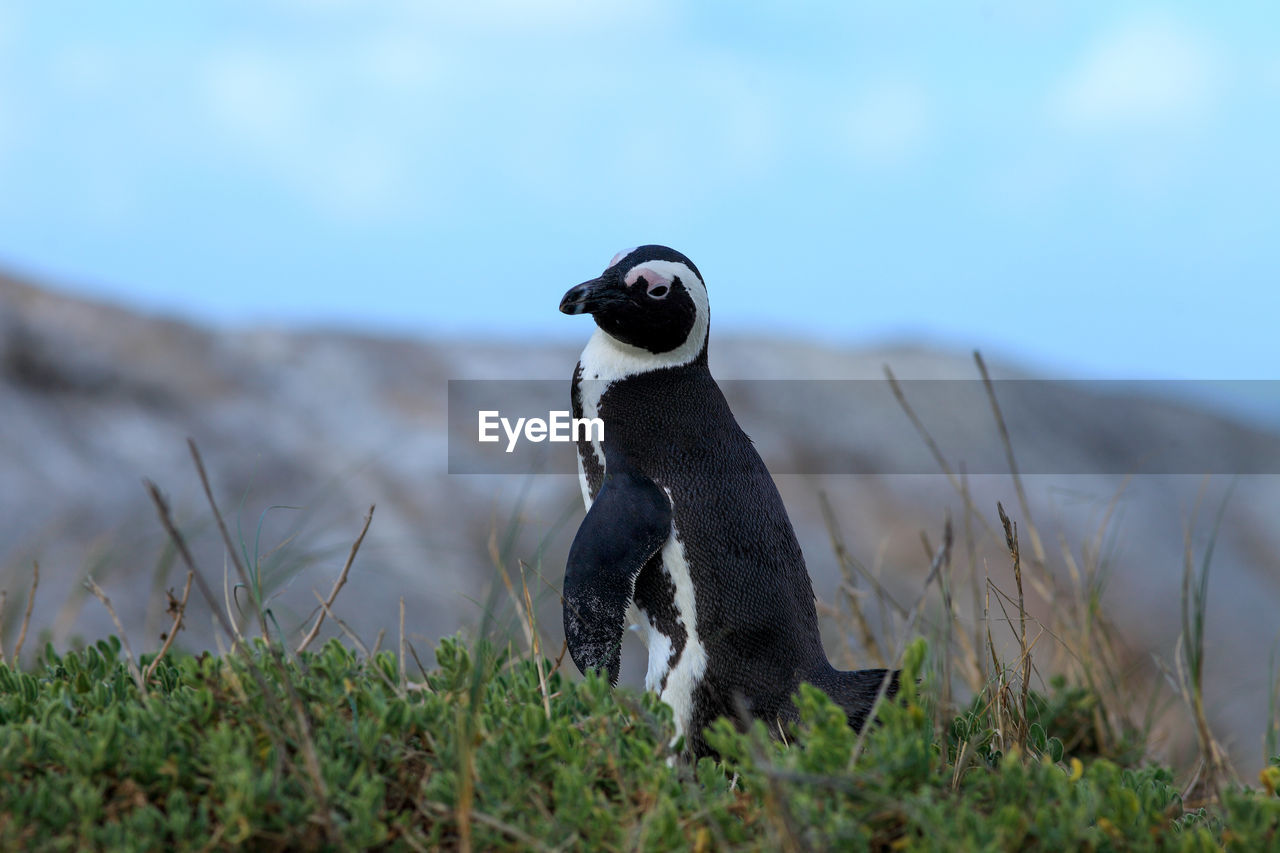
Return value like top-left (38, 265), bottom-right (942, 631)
top-left (625, 265), bottom-right (672, 291)
top-left (607, 247), bottom-right (636, 269)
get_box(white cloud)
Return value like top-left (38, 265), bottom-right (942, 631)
top-left (843, 77), bottom-right (931, 168)
top-left (1052, 15), bottom-right (1221, 131)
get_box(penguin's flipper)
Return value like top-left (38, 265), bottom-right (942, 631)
top-left (563, 464), bottom-right (671, 685)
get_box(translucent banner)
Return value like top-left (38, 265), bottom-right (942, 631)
top-left (447, 379), bottom-right (1280, 475)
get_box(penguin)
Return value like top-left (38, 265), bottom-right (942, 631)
top-left (558, 245), bottom-right (897, 759)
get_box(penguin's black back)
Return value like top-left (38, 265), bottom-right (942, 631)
top-left (562, 244), bottom-right (896, 759)
top-left (579, 357), bottom-right (872, 752)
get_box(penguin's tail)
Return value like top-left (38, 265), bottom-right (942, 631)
top-left (819, 667), bottom-right (900, 732)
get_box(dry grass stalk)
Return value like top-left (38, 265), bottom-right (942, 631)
top-left (885, 352), bottom-right (1151, 767)
top-left (399, 597), bottom-right (407, 693)
top-left (996, 502), bottom-right (1032, 752)
top-left (84, 577), bottom-right (146, 696)
top-left (456, 703), bottom-right (475, 853)
top-left (507, 553), bottom-right (575, 678)
top-left (490, 528), bottom-right (536, 654)
top-left (884, 358), bottom-right (1041, 702)
top-left (951, 737), bottom-right (975, 791)
top-left (406, 641), bottom-right (433, 689)
top-left (936, 529), bottom-right (956, 724)
top-left (1174, 481), bottom-right (1238, 804)
top-left (417, 801), bottom-right (555, 853)
top-left (221, 557), bottom-right (248, 645)
top-left (310, 591), bottom-right (404, 698)
top-left (310, 589), bottom-right (369, 653)
top-left (296, 504), bottom-right (375, 654)
top-left (143, 570), bottom-right (194, 683)
top-left (974, 353), bottom-right (1047, 570)
top-left (144, 479), bottom-right (241, 644)
top-left (850, 515), bottom-right (953, 768)
top-left (0, 562), bottom-right (42, 668)
top-left (13, 561), bottom-right (39, 665)
top-left (467, 810), bottom-right (555, 853)
top-left (817, 492), bottom-right (887, 668)
top-left (884, 364), bottom-right (1004, 544)
top-left (186, 440), bottom-right (272, 642)
top-left (146, 463), bottom-right (333, 830)
top-left (490, 518), bottom-right (565, 691)
top-left (959, 466), bottom-right (985, 690)
top-left (516, 560), bottom-right (552, 720)
top-left (883, 365), bottom-right (962, 495)
top-left (1267, 644), bottom-right (1279, 764)
top-left (984, 571), bottom-right (1007, 752)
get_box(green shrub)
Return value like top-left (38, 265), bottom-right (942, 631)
top-left (1, 636), bottom-right (1276, 851)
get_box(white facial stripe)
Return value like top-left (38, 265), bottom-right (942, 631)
top-left (634, 259), bottom-right (703, 292)
top-left (577, 259), bottom-right (709, 381)
top-left (624, 265), bottom-right (671, 290)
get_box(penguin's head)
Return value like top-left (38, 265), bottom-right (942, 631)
top-left (560, 245), bottom-right (709, 360)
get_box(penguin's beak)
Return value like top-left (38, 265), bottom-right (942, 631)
top-left (560, 277), bottom-right (623, 316)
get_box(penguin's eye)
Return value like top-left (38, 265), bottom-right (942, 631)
top-left (646, 281), bottom-right (670, 300)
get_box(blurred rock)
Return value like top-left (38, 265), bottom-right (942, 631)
top-left (1, 268), bottom-right (1277, 775)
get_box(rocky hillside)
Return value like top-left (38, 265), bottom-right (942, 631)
top-left (1, 269), bottom-right (1277, 775)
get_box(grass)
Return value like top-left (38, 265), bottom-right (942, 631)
top-left (1, 356), bottom-right (1279, 849)
top-left (1, 634), bottom-right (1277, 850)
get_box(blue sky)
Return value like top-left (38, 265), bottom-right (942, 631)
top-left (1, 2), bottom-right (1278, 379)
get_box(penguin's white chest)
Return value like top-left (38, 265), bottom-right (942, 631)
top-left (637, 524), bottom-right (707, 742)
